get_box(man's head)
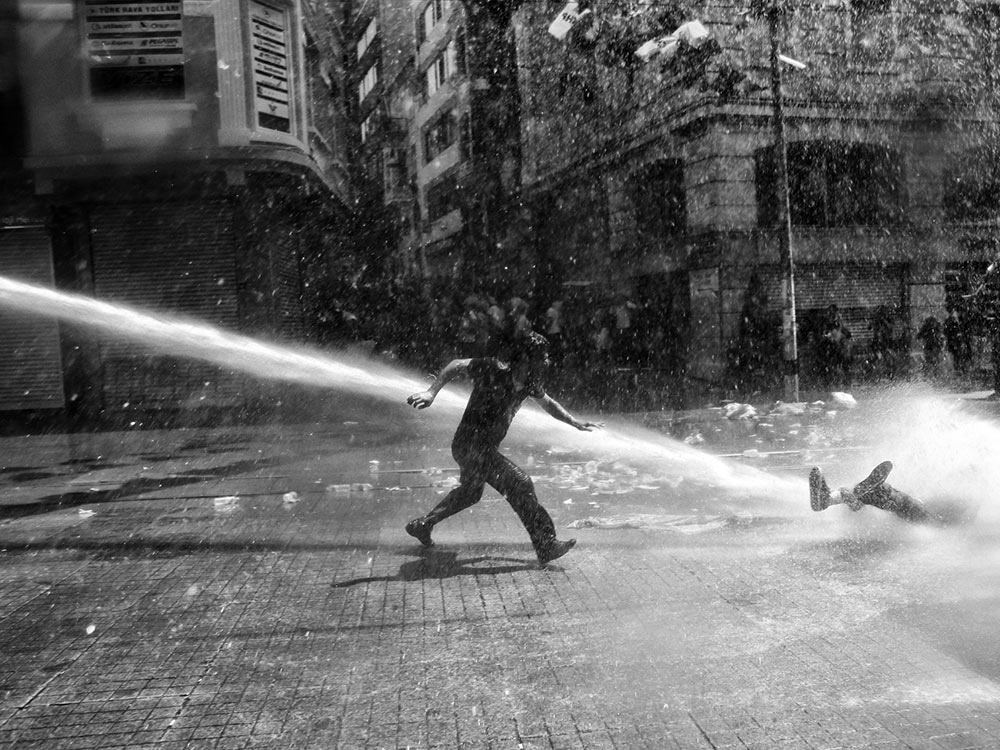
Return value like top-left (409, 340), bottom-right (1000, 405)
top-left (510, 331), bottom-right (551, 385)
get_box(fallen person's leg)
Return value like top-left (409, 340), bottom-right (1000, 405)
top-left (809, 461), bottom-right (930, 523)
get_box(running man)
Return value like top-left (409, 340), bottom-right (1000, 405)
top-left (405, 332), bottom-right (601, 564)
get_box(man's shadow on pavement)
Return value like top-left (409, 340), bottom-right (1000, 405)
top-left (332, 547), bottom-right (539, 587)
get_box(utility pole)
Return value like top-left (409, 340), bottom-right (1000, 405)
top-left (767, 2), bottom-right (800, 402)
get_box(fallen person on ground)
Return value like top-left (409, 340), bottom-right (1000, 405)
top-left (809, 461), bottom-right (978, 525)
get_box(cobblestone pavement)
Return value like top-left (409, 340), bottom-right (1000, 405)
top-left (3, 411), bottom-right (1000, 749)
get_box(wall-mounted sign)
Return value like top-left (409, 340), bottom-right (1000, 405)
top-left (84, 1), bottom-right (184, 99)
top-left (250, 1), bottom-right (291, 133)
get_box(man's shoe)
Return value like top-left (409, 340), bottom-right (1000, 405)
top-left (538, 538), bottom-right (576, 565)
top-left (809, 467), bottom-right (832, 511)
top-left (405, 519), bottom-right (434, 547)
top-left (853, 460), bottom-right (893, 498)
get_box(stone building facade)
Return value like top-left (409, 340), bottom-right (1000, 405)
top-left (512, 0), bottom-right (1000, 386)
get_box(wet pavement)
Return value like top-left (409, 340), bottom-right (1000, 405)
top-left (3, 391), bottom-right (1000, 749)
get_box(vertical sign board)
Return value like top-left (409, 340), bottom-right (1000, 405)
top-left (84, 1), bottom-right (184, 99)
top-left (250, 1), bottom-right (292, 133)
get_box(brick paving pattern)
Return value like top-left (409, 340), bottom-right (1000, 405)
top-left (1, 425), bottom-right (1000, 748)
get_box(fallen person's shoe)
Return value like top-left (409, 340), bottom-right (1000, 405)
top-left (538, 538), bottom-right (576, 564)
top-left (853, 460), bottom-right (893, 497)
top-left (405, 518), bottom-right (434, 547)
top-left (809, 467), bottom-right (832, 511)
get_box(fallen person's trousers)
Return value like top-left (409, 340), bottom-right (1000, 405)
top-left (862, 484), bottom-right (930, 523)
top-left (419, 442), bottom-right (556, 552)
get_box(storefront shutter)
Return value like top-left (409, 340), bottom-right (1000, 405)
top-left (0, 227), bottom-right (66, 410)
top-left (88, 202), bottom-right (244, 409)
top-left (753, 263), bottom-right (905, 346)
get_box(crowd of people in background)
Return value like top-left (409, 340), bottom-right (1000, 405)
top-left (313, 278), bottom-right (686, 409)
top-left (314, 275), bottom-right (986, 409)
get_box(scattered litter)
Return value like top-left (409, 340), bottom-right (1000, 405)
top-left (563, 498), bottom-right (574, 505)
top-left (213, 496), bottom-right (238, 510)
top-left (723, 402), bottom-right (758, 420)
top-left (368, 460), bottom-right (380, 474)
top-left (778, 53), bottom-right (807, 69)
top-left (636, 19), bottom-right (711, 62)
top-left (282, 492), bottom-right (300, 504)
top-left (567, 512), bottom-right (747, 534)
top-left (771, 401), bottom-right (806, 416)
top-left (78, 509), bottom-right (95, 518)
top-left (830, 391), bottom-right (857, 409)
top-left (326, 483), bottom-right (373, 493)
top-left (548, 1), bottom-right (591, 41)
top-left (636, 32), bottom-right (679, 62)
top-left (85, 624), bottom-right (96, 635)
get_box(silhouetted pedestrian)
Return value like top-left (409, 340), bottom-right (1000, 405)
top-left (405, 332), bottom-right (601, 564)
top-left (944, 307), bottom-right (972, 375)
top-left (917, 315), bottom-right (945, 376)
top-left (817, 304), bottom-right (852, 389)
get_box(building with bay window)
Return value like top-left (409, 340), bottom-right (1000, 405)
top-left (0, 0), bottom-right (349, 425)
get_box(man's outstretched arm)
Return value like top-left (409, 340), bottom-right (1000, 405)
top-left (537, 394), bottom-right (602, 431)
top-left (407, 359), bottom-right (472, 409)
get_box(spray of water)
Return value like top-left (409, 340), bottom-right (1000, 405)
top-left (0, 275), bottom-right (799, 500)
top-left (831, 386), bottom-right (1000, 524)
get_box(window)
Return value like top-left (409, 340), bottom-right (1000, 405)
top-left (426, 171), bottom-right (460, 222)
top-left (943, 149), bottom-right (1000, 224)
top-left (629, 160), bottom-right (687, 238)
top-left (756, 141), bottom-right (905, 227)
top-left (424, 39), bottom-right (460, 97)
top-left (850, 0), bottom-right (894, 64)
top-left (384, 148), bottom-right (408, 191)
top-left (418, 0), bottom-right (446, 45)
top-left (356, 16), bottom-right (377, 60)
top-left (84, 0), bottom-right (185, 100)
top-left (423, 110), bottom-right (457, 162)
top-left (358, 64), bottom-right (378, 103)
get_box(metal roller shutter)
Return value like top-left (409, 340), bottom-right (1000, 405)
top-left (0, 227), bottom-right (66, 410)
top-left (749, 264), bottom-right (906, 346)
top-left (88, 202), bottom-right (244, 409)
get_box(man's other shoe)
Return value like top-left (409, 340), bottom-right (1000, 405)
top-left (538, 538), bottom-right (576, 565)
top-left (405, 519), bottom-right (434, 547)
